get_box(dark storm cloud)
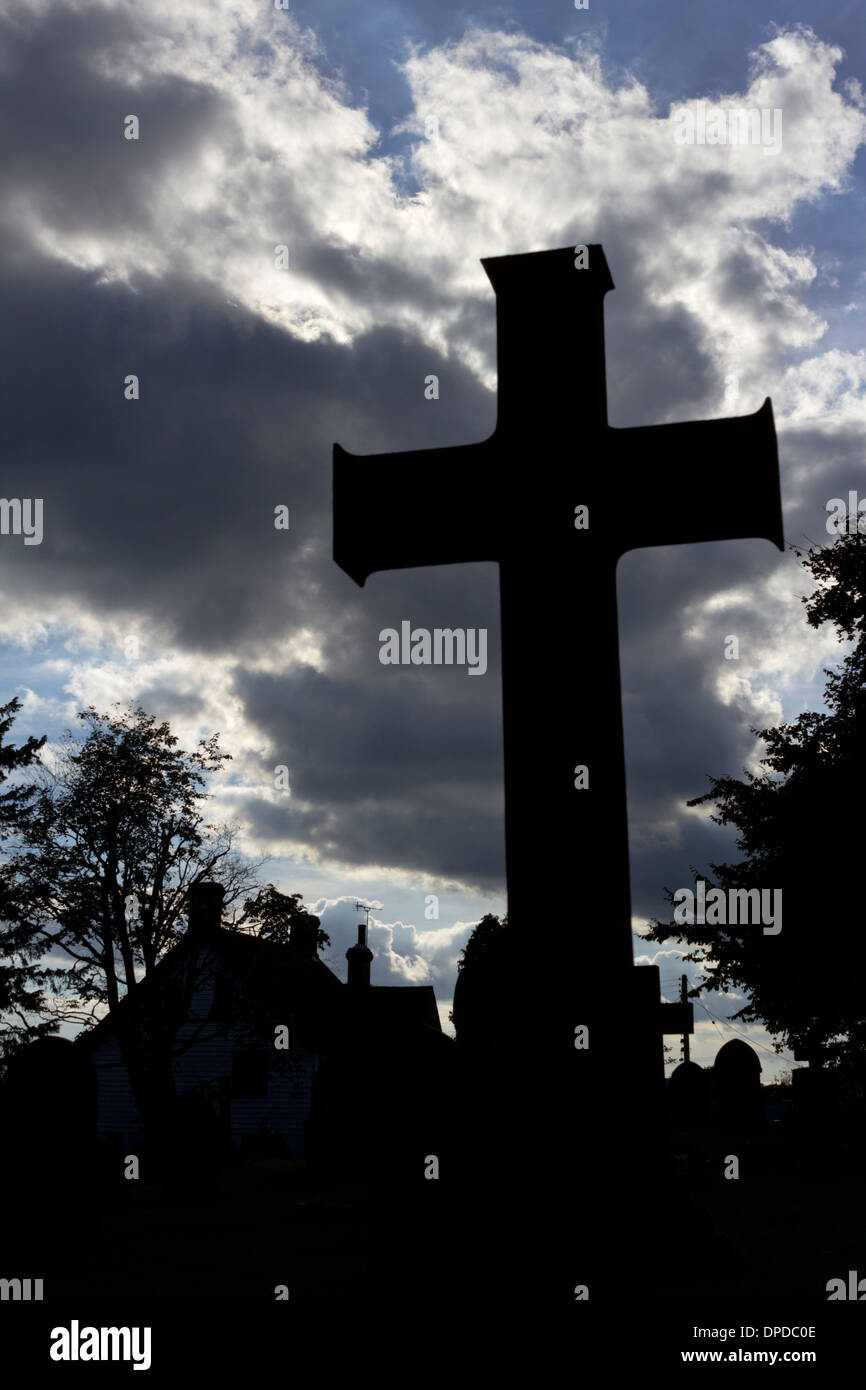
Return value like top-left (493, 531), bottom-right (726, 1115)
top-left (619, 541), bottom-right (776, 919)
top-left (781, 424), bottom-right (866, 543)
top-left (0, 232), bottom-right (505, 888)
top-left (0, 240), bottom-right (497, 652)
top-left (298, 241), bottom-right (469, 327)
top-left (0, 5), bottom-right (236, 240)
top-left (235, 660), bottom-right (505, 889)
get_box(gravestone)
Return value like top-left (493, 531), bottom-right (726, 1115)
top-left (669, 1059), bottom-right (709, 1131)
top-left (333, 244), bottom-right (783, 1305)
top-left (0, 1036), bottom-right (99, 1259)
top-left (0, 1035), bottom-right (97, 1167)
top-left (713, 1038), bottom-right (763, 1131)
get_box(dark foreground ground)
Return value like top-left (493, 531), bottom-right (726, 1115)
top-left (28, 1139), bottom-right (866, 1305)
top-left (4, 1143), bottom-right (865, 1375)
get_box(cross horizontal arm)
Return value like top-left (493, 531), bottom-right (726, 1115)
top-left (333, 438), bottom-right (497, 587)
top-left (609, 398), bottom-right (784, 557)
top-left (660, 1002), bottom-right (694, 1035)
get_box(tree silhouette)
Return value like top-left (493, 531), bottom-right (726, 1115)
top-left (456, 912), bottom-right (509, 973)
top-left (0, 697), bottom-right (60, 1064)
top-left (238, 882), bottom-right (330, 954)
top-left (1, 702), bottom-right (261, 1125)
top-left (449, 912), bottom-right (510, 1033)
top-left (646, 526), bottom-right (866, 1069)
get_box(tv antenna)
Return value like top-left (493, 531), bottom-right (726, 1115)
top-left (354, 899), bottom-right (381, 929)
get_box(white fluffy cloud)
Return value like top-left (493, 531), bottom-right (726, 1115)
top-left (5, 6), bottom-right (864, 391)
top-left (309, 895), bottom-right (474, 1034)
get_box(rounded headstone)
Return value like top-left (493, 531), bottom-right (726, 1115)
top-left (669, 1060), bottom-right (708, 1129)
top-left (713, 1039), bottom-right (763, 1130)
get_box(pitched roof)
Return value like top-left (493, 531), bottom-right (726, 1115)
top-left (75, 924), bottom-right (441, 1054)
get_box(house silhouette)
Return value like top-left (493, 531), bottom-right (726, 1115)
top-left (76, 882), bottom-right (450, 1167)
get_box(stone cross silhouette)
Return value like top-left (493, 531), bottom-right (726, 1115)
top-left (332, 245), bottom-right (783, 1299)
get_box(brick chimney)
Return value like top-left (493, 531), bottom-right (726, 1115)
top-left (187, 881), bottom-right (225, 936)
top-left (346, 921), bottom-right (373, 988)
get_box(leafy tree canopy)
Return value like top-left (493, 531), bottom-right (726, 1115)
top-left (645, 529), bottom-right (866, 1069)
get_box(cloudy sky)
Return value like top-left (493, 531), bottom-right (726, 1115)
top-left (1, 0), bottom-right (864, 1077)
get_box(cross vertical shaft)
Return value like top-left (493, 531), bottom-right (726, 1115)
top-left (333, 244), bottom-right (783, 1301)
